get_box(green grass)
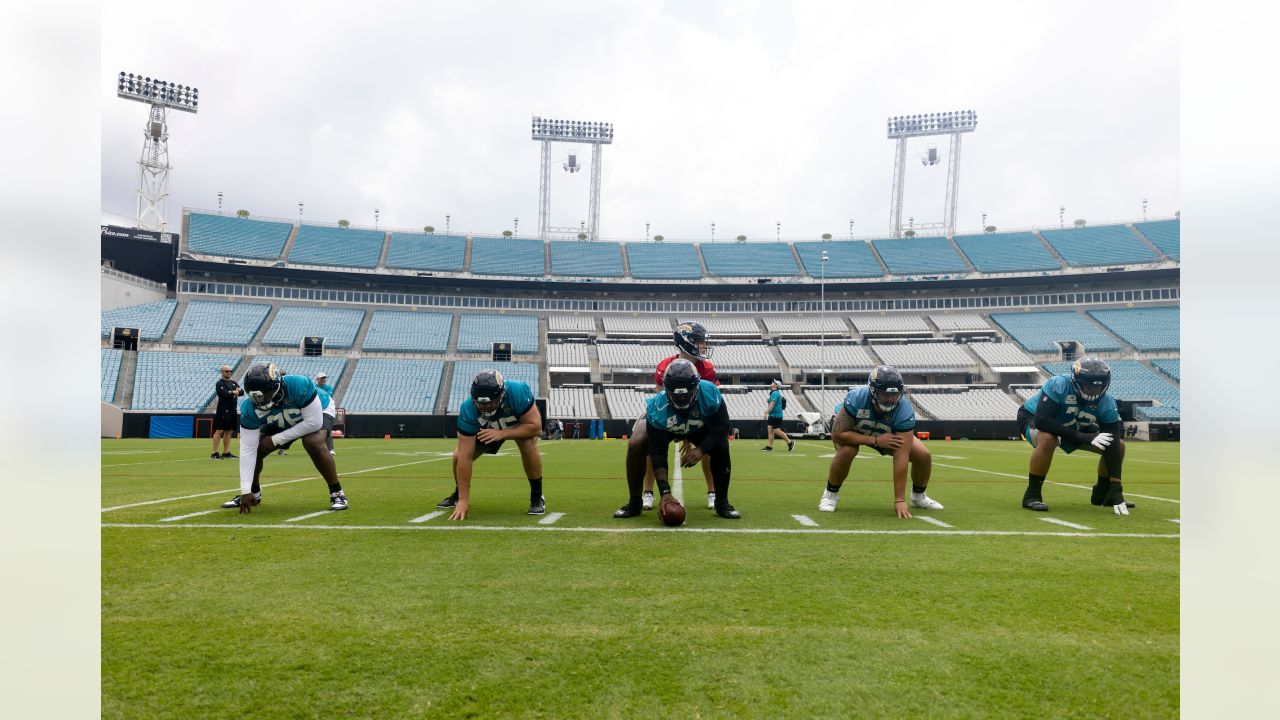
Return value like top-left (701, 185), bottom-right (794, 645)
top-left (102, 438), bottom-right (1179, 718)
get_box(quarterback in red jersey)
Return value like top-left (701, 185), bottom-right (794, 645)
top-left (640, 322), bottom-right (719, 510)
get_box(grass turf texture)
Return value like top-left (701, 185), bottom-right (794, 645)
top-left (103, 438), bottom-right (1179, 718)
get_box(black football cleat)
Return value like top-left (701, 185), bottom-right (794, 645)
top-left (436, 492), bottom-right (459, 509)
top-left (613, 502), bottom-right (642, 519)
top-left (221, 452), bottom-right (237, 459)
top-left (1090, 479), bottom-right (1110, 506)
top-left (714, 503), bottom-right (741, 520)
top-left (210, 452), bottom-right (221, 460)
top-left (787, 440), bottom-right (795, 452)
top-left (528, 496), bottom-right (546, 515)
top-left (221, 493), bottom-right (261, 509)
top-left (1022, 496), bottom-right (1049, 512)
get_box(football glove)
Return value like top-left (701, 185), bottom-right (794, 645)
top-left (1089, 432), bottom-right (1114, 450)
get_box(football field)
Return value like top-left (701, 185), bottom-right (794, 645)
top-left (102, 437), bottom-right (1179, 718)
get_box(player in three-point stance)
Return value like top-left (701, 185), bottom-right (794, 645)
top-left (220, 361), bottom-right (348, 513)
top-left (615, 359), bottom-right (741, 521)
top-left (436, 370), bottom-right (545, 520)
top-left (1017, 356), bottom-right (1132, 515)
top-left (817, 365), bottom-right (943, 518)
top-left (642, 321), bottom-right (720, 511)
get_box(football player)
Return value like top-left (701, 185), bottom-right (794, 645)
top-left (437, 370), bottom-right (545, 520)
top-left (818, 365), bottom-right (942, 518)
top-left (1017, 357), bottom-right (1131, 515)
top-left (641, 321), bottom-right (720, 510)
top-left (761, 379), bottom-right (794, 452)
top-left (220, 361), bottom-right (347, 513)
top-left (615, 359), bottom-right (741, 521)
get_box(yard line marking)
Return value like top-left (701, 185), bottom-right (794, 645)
top-left (159, 509), bottom-right (220, 522)
top-left (102, 450), bottom-right (168, 456)
top-left (1168, 519), bottom-right (1180, 524)
top-left (931, 462), bottom-right (1181, 505)
top-left (916, 515), bottom-right (953, 528)
top-left (102, 522), bottom-right (1179, 539)
top-left (1039, 517), bottom-right (1092, 530)
top-left (792, 514), bottom-right (819, 527)
top-left (285, 511), bottom-right (332, 522)
top-left (954, 443), bottom-right (1181, 465)
top-left (538, 512), bottom-right (566, 525)
top-left (101, 456), bottom-right (454, 512)
top-left (672, 456), bottom-right (684, 505)
top-left (409, 511), bottom-right (445, 523)
top-left (103, 457), bottom-right (219, 468)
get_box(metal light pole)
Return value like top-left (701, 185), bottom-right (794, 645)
top-left (645, 222), bottom-right (650, 242)
top-left (1142, 199), bottom-right (1148, 221)
top-left (445, 214), bottom-right (451, 234)
top-left (776, 221), bottom-right (781, 242)
top-left (298, 202), bottom-right (304, 222)
top-left (711, 221), bottom-right (716, 242)
top-left (117, 71), bottom-right (199, 231)
top-left (532, 116), bottom-right (613, 240)
top-left (820, 250), bottom-right (828, 392)
top-left (849, 220), bottom-right (854, 239)
top-left (886, 110), bottom-right (977, 238)
top-left (514, 217), bottom-right (519, 238)
top-left (217, 192), bottom-right (223, 213)
top-left (374, 209), bottom-right (380, 229)
top-left (1059, 206), bottom-right (1065, 229)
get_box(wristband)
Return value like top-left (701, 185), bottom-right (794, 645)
top-left (894, 498), bottom-right (906, 503)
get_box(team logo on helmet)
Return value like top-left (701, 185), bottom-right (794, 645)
top-left (663, 358), bottom-right (701, 411)
top-left (868, 365), bottom-right (905, 415)
top-left (244, 361), bottom-right (285, 409)
top-left (674, 321), bottom-right (712, 360)
top-left (470, 370), bottom-right (507, 419)
top-left (1071, 356), bottom-right (1111, 402)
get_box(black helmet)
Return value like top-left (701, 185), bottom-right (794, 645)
top-left (1071, 356), bottom-right (1111, 402)
top-left (470, 369), bottom-right (506, 419)
top-left (868, 365), bottom-right (905, 414)
top-left (663, 359), bottom-right (701, 411)
top-left (244, 361), bottom-right (284, 409)
top-left (673, 321), bottom-right (712, 360)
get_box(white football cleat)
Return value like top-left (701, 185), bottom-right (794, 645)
top-left (818, 489), bottom-right (839, 512)
top-left (641, 491), bottom-right (655, 511)
top-left (706, 491), bottom-right (716, 509)
top-left (910, 493), bottom-right (944, 510)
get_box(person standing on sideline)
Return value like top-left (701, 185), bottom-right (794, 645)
top-left (211, 365), bottom-right (242, 459)
top-left (315, 371), bottom-right (337, 456)
top-left (762, 379), bottom-right (794, 452)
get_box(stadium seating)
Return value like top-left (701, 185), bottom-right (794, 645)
top-left (187, 212), bottom-right (293, 259)
top-left (705, 345), bottom-right (779, 371)
top-left (248, 355), bottom-right (349, 388)
top-left (1151, 358), bottom-right (1180, 382)
top-left (339, 359), bottom-right (444, 413)
top-left (793, 241), bottom-right (885, 278)
top-left (132, 351), bottom-right (242, 411)
top-left (101, 348), bottom-right (123, 402)
top-left (684, 316), bottom-right (762, 337)
top-left (548, 386), bottom-right (596, 419)
top-left (1133, 219), bottom-right (1179, 261)
top-left (699, 243), bottom-right (800, 277)
top-left (850, 314), bottom-right (932, 335)
top-left (1087, 306), bottom-right (1179, 352)
top-left (802, 387), bottom-right (850, 417)
top-left (548, 314), bottom-right (597, 335)
top-left (625, 242), bottom-right (704, 279)
top-left (287, 224), bottom-right (384, 268)
top-left (870, 237), bottom-right (969, 275)
top-left (965, 341), bottom-right (1037, 368)
top-left (602, 316), bottom-right (672, 336)
top-left (101, 299), bottom-right (177, 341)
top-left (928, 313), bottom-right (991, 333)
top-left (550, 240), bottom-right (625, 277)
top-left (777, 344), bottom-right (878, 372)
top-left (448, 361), bottom-right (540, 412)
top-left (385, 233), bottom-right (467, 272)
top-left (989, 311), bottom-right (1122, 353)
top-left (456, 314), bottom-right (539, 354)
top-left (547, 343), bottom-right (590, 368)
top-left (604, 386), bottom-right (654, 420)
top-left (868, 343), bottom-right (978, 373)
top-left (597, 344), bottom-right (675, 370)
top-left (1013, 387), bottom-right (1039, 402)
top-left (761, 315), bottom-right (850, 337)
top-left (470, 237), bottom-right (545, 277)
top-left (910, 389), bottom-right (1021, 421)
top-left (953, 232), bottom-right (1061, 273)
top-left (362, 310), bottom-right (453, 353)
top-left (1043, 360), bottom-right (1179, 420)
top-left (719, 388), bottom-right (804, 420)
top-left (262, 306), bottom-right (366, 348)
top-left (1039, 225), bottom-right (1159, 267)
top-left (173, 300), bottom-right (271, 346)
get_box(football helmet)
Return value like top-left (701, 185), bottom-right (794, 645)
top-left (470, 369), bottom-right (506, 420)
top-left (244, 362), bottom-right (284, 409)
top-left (868, 365), bottom-right (905, 414)
top-left (663, 359), bottom-right (701, 411)
top-left (673, 322), bottom-right (712, 360)
top-left (1071, 356), bottom-right (1111, 402)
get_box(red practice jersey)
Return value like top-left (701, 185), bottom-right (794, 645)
top-left (655, 354), bottom-right (719, 389)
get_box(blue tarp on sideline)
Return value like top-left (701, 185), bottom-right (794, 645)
top-left (149, 415), bottom-right (193, 439)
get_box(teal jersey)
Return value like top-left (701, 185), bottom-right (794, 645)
top-left (767, 389), bottom-right (784, 418)
top-left (841, 385), bottom-right (917, 435)
top-left (1023, 374), bottom-right (1119, 428)
top-left (239, 374), bottom-right (328, 431)
top-left (457, 379), bottom-right (535, 435)
top-left (646, 380), bottom-right (723, 437)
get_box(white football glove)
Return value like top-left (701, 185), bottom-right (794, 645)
top-left (1089, 432), bottom-right (1114, 450)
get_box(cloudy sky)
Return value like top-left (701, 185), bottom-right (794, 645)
top-left (101, 0), bottom-right (1178, 240)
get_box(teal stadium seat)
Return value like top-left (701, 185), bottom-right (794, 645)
top-left (456, 314), bottom-right (539, 354)
top-left (550, 240), bottom-right (624, 277)
top-left (363, 311), bottom-right (453, 352)
top-left (448, 361), bottom-right (540, 413)
top-left (470, 237), bottom-right (545, 277)
top-left (287, 224), bottom-right (384, 268)
top-left (793, 241), bottom-right (884, 278)
top-left (1039, 224), bottom-right (1159, 267)
top-left (101, 299), bottom-right (177, 340)
top-left (625, 242), bottom-right (704, 279)
top-left (1151, 358), bottom-right (1179, 382)
top-left (132, 351), bottom-right (242, 411)
top-left (386, 233), bottom-right (466, 272)
top-left (1043, 360), bottom-right (1178, 421)
top-left (1133, 219), bottom-right (1179, 261)
top-left (990, 311), bottom-right (1122, 353)
top-left (871, 237), bottom-right (968, 275)
top-left (953, 232), bottom-right (1062, 273)
top-left (340, 359), bottom-right (445, 413)
top-left (173, 300), bottom-right (271, 345)
top-left (700, 243), bottom-right (799, 277)
top-left (262, 306), bottom-right (365, 348)
top-left (187, 212), bottom-right (292, 259)
top-left (1087, 307), bottom-right (1179, 352)
top-left (101, 348), bottom-right (123, 402)
top-left (249, 355), bottom-right (348, 389)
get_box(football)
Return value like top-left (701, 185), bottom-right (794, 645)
top-left (658, 495), bottom-right (686, 527)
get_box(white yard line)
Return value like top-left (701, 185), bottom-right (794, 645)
top-left (538, 512), bottom-right (566, 525)
top-left (953, 443), bottom-right (1181, 465)
top-left (1168, 518), bottom-right (1180, 524)
top-left (101, 456), bottom-right (454, 512)
top-left (931, 462), bottom-right (1180, 505)
top-left (158, 509), bottom-right (221, 522)
top-left (102, 522), bottom-right (1178, 539)
top-left (1038, 517), bottom-right (1092, 530)
top-left (285, 511), bottom-right (332, 523)
top-left (916, 515), bottom-right (953, 528)
top-left (103, 457), bottom-right (222, 468)
top-left (672, 457), bottom-right (684, 505)
top-left (792, 514), bottom-right (819, 527)
top-left (409, 511), bottom-right (446, 523)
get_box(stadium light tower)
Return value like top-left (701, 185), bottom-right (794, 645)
top-left (886, 110), bottom-right (976, 238)
top-left (820, 250), bottom-right (828, 392)
top-left (531, 116), bottom-right (613, 240)
top-left (116, 71), bottom-right (199, 231)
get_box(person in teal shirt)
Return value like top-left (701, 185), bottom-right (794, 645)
top-left (762, 379), bottom-right (794, 452)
